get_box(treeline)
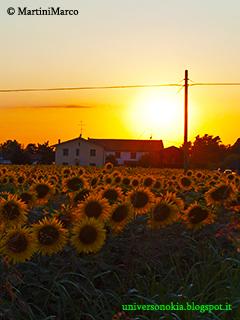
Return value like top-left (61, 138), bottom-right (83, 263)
top-left (0, 135), bottom-right (240, 169)
top-left (186, 134), bottom-right (240, 170)
top-left (0, 140), bottom-right (55, 164)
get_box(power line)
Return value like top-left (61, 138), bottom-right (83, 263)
top-left (1, 81), bottom-right (240, 93)
top-left (190, 82), bottom-right (240, 86)
top-left (0, 83), bottom-right (182, 93)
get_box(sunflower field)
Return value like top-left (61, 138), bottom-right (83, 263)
top-left (0, 164), bottom-right (240, 320)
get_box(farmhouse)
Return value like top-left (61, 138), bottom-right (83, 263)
top-left (54, 136), bottom-right (164, 166)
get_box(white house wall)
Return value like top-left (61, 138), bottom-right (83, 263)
top-left (105, 151), bottom-right (145, 165)
top-left (55, 139), bottom-right (105, 166)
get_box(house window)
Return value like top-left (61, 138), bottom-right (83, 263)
top-left (89, 163), bottom-right (96, 166)
top-left (130, 152), bottom-right (136, 159)
top-left (63, 148), bottom-right (69, 156)
top-left (90, 149), bottom-right (96, 157)
top-left (115, 151), bottom-right (121, 159)
top-left (76, 149), bottom-right (79, 156)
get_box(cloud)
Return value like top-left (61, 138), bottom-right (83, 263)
top-left (1, 105), bottom-right (93, 109)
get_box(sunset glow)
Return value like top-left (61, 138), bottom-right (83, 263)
top-left (1, 0), bottom-right (240, 147)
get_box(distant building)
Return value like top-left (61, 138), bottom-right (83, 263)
top-left (54, 136), bottom-right (164, 166)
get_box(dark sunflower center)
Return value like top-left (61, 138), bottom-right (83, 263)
top-left (122, 177), bottom-right (130, 185)
top-left (181, 177), bottom-right (191, 187)
top-left (130, 191), bottom-right (149, 208)
top-left (18, 176), bottom-right (24, 184)
top-left (144, 178), bottom-right (153, 187)
top-left (132, 179), bottom-right (139, 187)
top-left (114, 176), bottom-right (121, 183)
top-left (2, 202), bottom-right (21, 220)
top-left (103, 189), bottom-right (118, 201)
top-left (35, 184), bottom-right (50, 199)
top-left (153, 204), bottom-right (171, 221)
top-left (7, 233), bottom-right (28, 253)
top-left (79, 225), bottom-right (97, 244)
top-left (106, 164), bottom-right (112, 170)
top-left (85, 201), bottom-right (103, 218)
top-left (112, 205), bottom-right (128, 222)
top-left (188, 207), bottom-right (209, 224)
top-left (38, 226), bottom-right (60, 245)
top-left (105, 177), bottom-right (112, 184)
top-left (210, 185), bottom-right (231, 201)
top-left (67, 177), bottom-right (83, 191)
top-left (186, 171), bottom-right (192, 176)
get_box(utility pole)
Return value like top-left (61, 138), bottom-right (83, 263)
top-left (184, 70), bottom-right (189, 171)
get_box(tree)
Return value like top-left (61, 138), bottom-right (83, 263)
top-left (37, 142), bottom-right (55, 164)
top-left (0, 140), bottom-right (29, 164)
top-left (189, 134), bottom-right (228, 169)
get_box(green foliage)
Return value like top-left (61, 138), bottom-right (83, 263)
top-left (1, 223), bottom-right (240, 320)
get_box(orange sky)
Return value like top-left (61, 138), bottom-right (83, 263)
top-left (1, 0), bottom-right (240, 148)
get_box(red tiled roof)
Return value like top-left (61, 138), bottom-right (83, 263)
top-left (88, 138), bottom-right (164, 152)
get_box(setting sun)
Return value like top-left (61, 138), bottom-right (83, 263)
top-left (127, 89), bottom-right (184, 143)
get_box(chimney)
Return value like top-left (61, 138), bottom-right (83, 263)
top-left (58, 139), bottom-right (61, 144)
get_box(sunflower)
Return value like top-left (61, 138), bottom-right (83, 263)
top-left (63, 176), bottom-right (87, 193)
top-left (1, 226), bottom-right (36, 264)
top-left (17, 175), bottom-right (26, 186)
top-left (71, 217), bottom-right (106, 254)
top-left (186, 170), bottom-right (193, 177)
top-left (121, 177), bottom-right (131, 187)
top-left (104, 162), bottom-right (114, 171)
top-left (104, 175), bottom-right (113, 185)
top-left (31, 181), bottom-right (53, 204)
top-left (143, 176), bottom-right (155, 188)
top-left (62, 167), bottom-right (72, 178)
top-left (113, 175), bottom-right (122, 185)
top-left (148, 199), bottom-right (179, 229)
top-left (109, 202), bottom-right (133, 233)
top-left (76, 195), bottom-right (111, 222)
top-left (205, 183), bottom-right (236, 206)
top-left (183, 202), bottom-right (214, 230)
top-left (32, 217), bottom-right (68, 256)
top-left (127, 187), bottom-right (154, 215)
top-left (100, 186), bottom-right (123, 204)
top-left (178, 176), bottom-right (193, 191)
top-left (131, 177), bottom-right (140, 188)
top-left (0, 194), bottom-right (28, 227)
